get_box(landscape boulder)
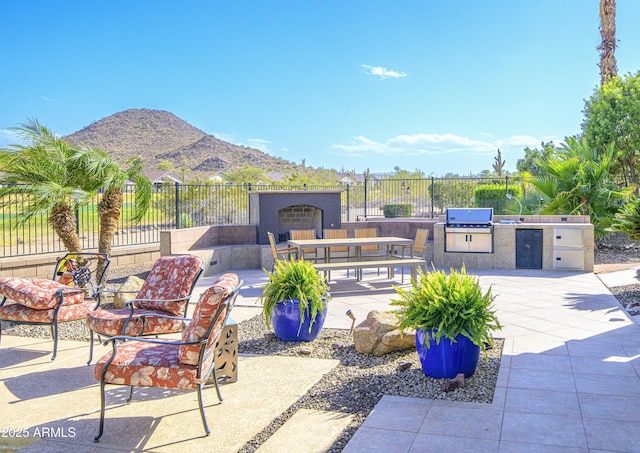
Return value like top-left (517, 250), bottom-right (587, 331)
top-left (113, 276), bottom-right (145, 308)
top-left (353, 310), bottom-right (415, 356)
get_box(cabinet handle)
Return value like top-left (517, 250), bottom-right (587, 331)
top-left (556, 236), bottom-right (562, 239)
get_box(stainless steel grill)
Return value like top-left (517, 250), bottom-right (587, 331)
top-left (445, 208), bottom-right (493, 253)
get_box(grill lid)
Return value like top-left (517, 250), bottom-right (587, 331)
top-left (446, 208), bottom-right (493, 225)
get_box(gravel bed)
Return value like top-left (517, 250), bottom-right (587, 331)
top-left (595, 232), bottom-right (640, 265)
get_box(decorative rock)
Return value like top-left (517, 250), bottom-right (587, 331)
top-left (440, 373), bottom-right (466, 392)
top-left (353, 310), bottom-right (415, 356)
top-left (397, 361), bottom-right (412, 371)
top-left (299, 347), bottom-right (313, 355)
top-left (264, 332), bottom-right (276, 341)
top-left (113, 276), bottom-right (145, 308)
top-left (332, 343), bottom-right (344, 350)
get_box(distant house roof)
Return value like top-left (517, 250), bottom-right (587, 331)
top-left (336, 172), bottom-right (377, 184)
top-left (144, 171), bottom-right (182, 184)
top-left (265, 172), bottom-right (289, 182)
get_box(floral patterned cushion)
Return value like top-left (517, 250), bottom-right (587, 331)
top-left (179, 273), bottom-right (239, 365)
top-left (94, 341), bottom-right (215, 390)
top-left (86, 308), bottom-right (185, 337)
top-left (0, 300), bottom-right (92, 323)
top-left (134, 255), bottom-right (203, 316)
top-left (0, 277), bottom-right (85, 310)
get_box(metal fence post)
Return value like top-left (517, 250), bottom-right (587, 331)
top-left (431, 177), bottom-right (435, 218)
top-left (364, 178), bottom-right (368, 219)
top-left (175, 181), bottom-right (181, 229)
top-left (346, 183), bottom-right (350, 222)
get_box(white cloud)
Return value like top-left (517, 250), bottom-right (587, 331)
top-left (361, 64), bottom-right (407, 80)
top-left (0, 129), bottom-right (17, 147)
top-left (41, 96), bottom-right (58, 102)
top-left (245, 137), bottom-right (271, 153)
top-left (333, 132), bottom-right (553, 158)
top-left (212, 131), bottom-right (236, 143)
top-left (494, 135), bottom-right (541, 147)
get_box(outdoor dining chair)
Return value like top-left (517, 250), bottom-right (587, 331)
top-left (395, 228), bottom-right (430, 281)
top-left (86, 254), bottom-right (203, 363)
top-left (290, 229), bottom-right (320, 262)
top-left (94, 273), bottom-right (242, 442)
top-left (354, 227), bottom-right (386, 276)
top-left (267, 232), bottom-right (298, 269)
top-left (0, 252), bottom-right (110, 361)
top-left (323, 228), bottom-right (355, 279)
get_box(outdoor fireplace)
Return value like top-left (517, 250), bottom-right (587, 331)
top-left (249, 190), bottom-right (343, 245)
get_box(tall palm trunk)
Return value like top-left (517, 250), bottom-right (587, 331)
top-left (97, 187), bottom-right (123, 277)
top-left (49, 203), bottom-right (83, 253)
top-left (598, 0), bottom-right (617, 85)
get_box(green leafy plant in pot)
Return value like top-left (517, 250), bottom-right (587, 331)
top-left (391, 266), bottom-right (501, 379)
top-left (261, 259), bottom-right (330, 342)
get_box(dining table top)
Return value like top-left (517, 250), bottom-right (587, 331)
top-left (287, 236), bottom-right (413, 248)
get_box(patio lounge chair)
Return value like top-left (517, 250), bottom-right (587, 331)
top-left (0, 252), bottom-right (110, 361)
top-left (86, 255), bottom-right (203, 363)
top-left (93, 273), bottom-right (242, 442)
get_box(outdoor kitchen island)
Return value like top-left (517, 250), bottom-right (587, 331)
top-left (433, 214), bottom-right (594, 272)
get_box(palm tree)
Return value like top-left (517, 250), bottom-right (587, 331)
top-left (598, 0), bottom-right (617, 85)
top-left (529, 137), bottom-right (631, 238)
top-left (0, 119), bottom-right (96, 253)
top-left (73, 146), bottom-right (152, 276)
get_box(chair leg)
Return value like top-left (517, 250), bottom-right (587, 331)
top-left (94, 379), bottom-right (107, 442)
top-left (126, 386), bottom-right (134, 403)
top-left (87, 330), bottom-right (94, 365)
top-left (209, 365), bottom-right (223, 402)
top-left (51, 322), bottom-right (58, 361)
top-left (197, 383), bottom-right (211, 436)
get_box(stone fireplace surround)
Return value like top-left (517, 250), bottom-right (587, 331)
top-left (249, 190), bottom-right (343, 245)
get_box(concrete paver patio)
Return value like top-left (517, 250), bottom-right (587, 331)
top-left (1, 267), bottom-right (640, 452)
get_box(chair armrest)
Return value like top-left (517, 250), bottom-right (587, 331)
top-left (102, 335), bottom-right (204, 347)
top-left (123, 296), bottom-right (190, 307)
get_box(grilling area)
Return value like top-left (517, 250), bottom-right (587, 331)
top-left (435, 210), bottom-right (594, 272)
top-left (444, 207), bottom-right (494, 253)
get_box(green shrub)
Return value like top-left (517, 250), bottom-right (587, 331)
top-left (383, 204), bottom-right (412, 218)
top-left (474, 185), bottom-right (523, 215)
top-left (391, 266), bottom-right (501, 353)
top-left (260, 259), bottom-right (330, 333)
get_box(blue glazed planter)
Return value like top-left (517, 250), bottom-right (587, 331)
top-left (271, 299), bottom-right (327, 342)
top-left (415, 328), bottom-right (480, 379)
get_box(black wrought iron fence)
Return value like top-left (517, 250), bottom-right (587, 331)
top-left (0, 176), bottom-right (524, 257)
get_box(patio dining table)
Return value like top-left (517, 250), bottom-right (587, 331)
top-left (287, 236), bottom-right (421, 281)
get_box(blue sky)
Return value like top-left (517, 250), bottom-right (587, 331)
top-left (1, 1), bottom-right (639, 176)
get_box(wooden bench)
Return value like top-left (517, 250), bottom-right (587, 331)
top-left (313, 258), bottom-right (426, 282)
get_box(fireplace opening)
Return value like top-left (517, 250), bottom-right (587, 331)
top-left (277, 205), bottom-right (323, 242)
